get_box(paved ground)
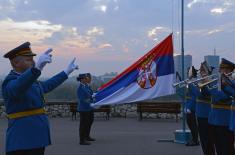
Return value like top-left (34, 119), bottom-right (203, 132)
top-left (0, 117), bottom-right (202, 155)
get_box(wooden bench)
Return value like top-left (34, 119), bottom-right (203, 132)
top-left (70, 103), bottom-right (77, 120)
top-left (70, 103), bottom-right (111, 120)
top-left (93, 105), bottom-right (111, 120)
top-left (136, 101), bottom-right (181, 121)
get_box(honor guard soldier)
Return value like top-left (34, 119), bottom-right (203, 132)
top-left (2, 42), bottom-right (78, 155)
top-left (185, 66), bottom-right (199, 146)
top-left (206, 58), bottom-right (235, 155)
top-left (229, 72), bottom-right (235, 132)
top-left (77, 73), bottom-right (95, 145)
top-left (190, 61), bottom-right (215, 155)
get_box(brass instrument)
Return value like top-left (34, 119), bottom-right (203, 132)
top-left (224, 71), bottom-right (235, 76)
top-left (187, 74), bottom-right (217, 85)
top-left (172, 80), bottom-right (188, 88)
top-left (173, 74), bottom-right (217, 88)
top-left (197, 71), bottom-right (235, 88)
top-left (198, 78), bottom-right (218, 88)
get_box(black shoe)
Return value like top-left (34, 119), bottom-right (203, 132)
top-left (86, 137), bottom-right (96, 141)
top-left (80, 141), bottom-right (91, 145)
top-left (185, 141), bottom-right (199, 146)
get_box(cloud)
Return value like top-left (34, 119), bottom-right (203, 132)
top-left (185, 22), bottom-right (235, 36)
top-left (42, 26), bottom-right (93, 50)
top-left (0, 0), bottom-right (17, 13)
top-left (122, 45), bottom-right (129, 53)
top-left (94, 5), bottom-right (107, 12)
top-left (147, 26), bottom-right (171, 41)
top-left (207, 29), bottom-right (223, 35)
top-left (114, 6), bottom-right (119, 11)
top-left (42, 25), bottom-right (107, 51)
top-left (210, 8), bottom-right (226, 15)
top-left (87, 26), bottom-right (104, 36)
top-left (210, 1), bottom-right (235, 15)
top-left (92, 0), bottom-right (119, 12)
top-left (187, 0), bottom-right (208, 9)
top-left (24, 0), bottom-right (29, 5)
top-left (0, 18), bottom-right (62, 43)
top-left (41, 25), bottom-right (109, 55)
top-left (98, 43), bottom-right (112, 49)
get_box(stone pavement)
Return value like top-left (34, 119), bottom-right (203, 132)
top-left (0, 118), bottom-right (202, 155)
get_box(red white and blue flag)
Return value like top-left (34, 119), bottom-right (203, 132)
top-left (93, 34), bottom-right (175, 107)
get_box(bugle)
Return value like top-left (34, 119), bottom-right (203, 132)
top-left (198, 78), bottom-right (218, 88)
top-left (197, 71), bottom-right (235, 88)
top-left (172, 80), bottom-right (188, 87)
top-left (187, 74), bottom-right (217, 85)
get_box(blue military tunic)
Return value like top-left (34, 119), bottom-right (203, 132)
top-left (2, 67), bottom-right (68, 152)
top-left (185, 84), bottom-right (197, 112)
top-left (222, 81), bottom-right (235, 131)
top-left (190, 84), bottom-right (211, 118)
top-left (77, 83), bottom-right (93, 112)
top-left (207, 85), bottom-right (231, 126)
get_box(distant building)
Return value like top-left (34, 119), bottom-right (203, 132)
top-left (174, 55), bottom-right (192, 80)
top-left (204, 55), bottom-right (220, 74)
top-left (99, 72), bottom-right (118, 83)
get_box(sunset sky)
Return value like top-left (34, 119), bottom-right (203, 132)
top-left (0, 0), bottom-right (234, 77)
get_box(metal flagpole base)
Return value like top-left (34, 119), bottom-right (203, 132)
top-left (174, 129), bottom-right (191, 144)
top-left (157, 139), bottom-right (174, 142)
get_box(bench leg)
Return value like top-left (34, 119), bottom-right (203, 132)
top-left (105, 112), bottom-right (110, 120)
top-left (176, 113), bottom-right (178, 122)
top-left (71, 112), bottom-right (74, 120)
top-left (71, 112), bottom-right (77, 120)
top-left (107, 112), bottom-right (110, 120)
top-left (138, 112), bottom-right (142, 121)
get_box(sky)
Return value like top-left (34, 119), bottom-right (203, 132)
top-left (0, 0), bottom-right (234, 77)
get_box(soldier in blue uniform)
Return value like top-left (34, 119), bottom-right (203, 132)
top-left (185, 66), bottom-right (199, 146)
top-left (206, 58), bottom-right (235, 155)
top-left (77, 73), bottom-right (95, 145)
top-left (229, 71), bottom-right (235, 132)
top-left (2, 42), bottom-right (78, 155)
top-left (190, 61), bottom-right (215, 155)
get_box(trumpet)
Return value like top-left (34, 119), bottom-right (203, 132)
top-left (198, 78), bottom-right (218, 88)
top-left (187, 74), bottom-right (217, 85)
top-left (173, 74), bottom-right (217, 88)
top-left (172, 80), bottom-right (188, 88)
top-left (223, 71), bottom-right (235, 79)
top-left (197, 71), bottom-right (235, 88)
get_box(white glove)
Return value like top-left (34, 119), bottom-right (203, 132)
top-left (188, 67), bottom-right (193, 79)
top-left (64, 58), bottom-right (78, 76)
top-left (186, 108), bottom-right (191, 114)
top-left (35, 48), bottom-right (53, 71)
top-left (90, 103), bottom-right (101, 109)
top-left (92, 93), bottom-right (96, 98)
top-left (232, 73), bottom-right (235, 79)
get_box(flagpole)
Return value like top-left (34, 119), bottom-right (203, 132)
top-left (159, 0), bottom-right (190, 144)
top-left (181, 0), bottom-right (186, 134)
top-left (173, 0), bottom-right (191, 144)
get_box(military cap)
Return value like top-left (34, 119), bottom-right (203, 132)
top-left (200, 61), bottom-right (213, 75)
top-left (77, 73), bottom-right (87, 81)
top-left (220, 58), bottom-right (235, 70)
top-left (3, 42), bottom-right (36, 60)
top-left (188, 66), bottom-right (198, 78)
top-left (85, 73), bottom-right (91, 78)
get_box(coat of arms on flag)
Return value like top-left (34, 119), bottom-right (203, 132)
top-left (92, 34), bottom-right (175, 107)
top-left (137, 53), bottom-right (157, 89)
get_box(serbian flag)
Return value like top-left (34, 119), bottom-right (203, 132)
top-left (93, 34), bottom-right (175, 107)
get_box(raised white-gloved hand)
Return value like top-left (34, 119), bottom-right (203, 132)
top-left (232, 72), bottom-right (235, 79)
top-left (186, 108), bottom-right (191, 114)
top-left (64, 58), bottom-right (78, 76)
top-left (92, 93), bottom-right (96, 98)
top-left (35, 48), bottom-right (53, 71)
